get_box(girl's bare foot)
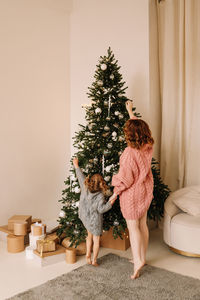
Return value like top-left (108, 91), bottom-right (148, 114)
top-left (92, 261), bottom-right (99, 267)
top-left (131, 261), bottom-right (145, 279)
top-left (86, 255), bottom-right (92, 264)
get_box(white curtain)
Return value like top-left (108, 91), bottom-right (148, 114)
top-left (156, 0), bottom-right (200, 191)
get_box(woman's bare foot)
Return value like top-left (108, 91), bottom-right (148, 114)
top-left (86, 255), bottom-right (92, 264)
top-left (131, 261), bottom-right (145, 279)
top-left (92, 261), bottom-right (99, 267)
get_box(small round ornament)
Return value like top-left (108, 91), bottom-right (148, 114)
top-left (104, 100), bottom-right (108, 106)
top-left (93, 158), bottom-right (98, 163)
top-left (97, 80), bottom-right (103, 86)
top-left (104, 125), bottom-right (110, 131)
top-left (74, 229), bottom-right (80, 235)
top-left (105, 165), bottom-right (112, 172)
top-left (74, 186), bottom-right (80, 193)
top-left (118, 114), bottom-right (124, 119)
top-left (114, 111), bottom-right (120, 116)
top-left (59, 210), bottom-right (66, 218)
top-left (106, 117), bottom-right (111, 121)
top-left (70, 174), bottom-right (76, 181)
top-left (112, 131), bottom-right (117, 137)
top-left (95, 108), bottom-right (102, 114)
top-left (110, 74), bottom-right (114, 80)
top-left (104, 176), bottom-right (111, 182)
top-left (113, 220), bottom-right (119, 226)
top-left (107, 143), bottom-right (112, 149)
top-left (101, 64), bottom-right (107, 70)
top-left (112, 136), bottom-right (117, 141)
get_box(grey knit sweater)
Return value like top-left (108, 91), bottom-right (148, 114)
top-left (75, 167), bottom-right (112, 236)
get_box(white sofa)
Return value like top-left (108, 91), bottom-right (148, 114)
top-left (163, 186), bottom-right (200, 257)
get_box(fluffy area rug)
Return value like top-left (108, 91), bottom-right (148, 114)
top-left (7, 253), bottom-right (200, 300)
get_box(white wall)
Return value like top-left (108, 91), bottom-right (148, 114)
top-left (0, 0), bottom-right (71, 224)
top-left (69, 0), bottom-right (158, 155)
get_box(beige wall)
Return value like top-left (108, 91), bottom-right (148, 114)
top-left (69, 0), bottom-right (158, 155)
top-left (0, 0), bottom-right (71, 224)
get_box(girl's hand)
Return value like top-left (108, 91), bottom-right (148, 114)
top-left (109, 193), bottom-right (117, 205)
top-left (125, 100), bottom-right (133, 113)
top-left (73, 157), bottom-right (79, 168)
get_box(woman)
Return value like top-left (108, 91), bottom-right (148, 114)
top-left (112, 100), bottom-right (154, 279)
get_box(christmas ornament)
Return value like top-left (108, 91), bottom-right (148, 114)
top-left (95, 108), bottom-right (102, 114)
top-left (107, 143), bottom-right (112, 149)
top-left (74, 229), bottom-right (80, 235)
top-left (103, 150), bottom-right (110, 156)
top-left (119, 136), bottom-right (124, 142)
top-left (110, 74), bottom-right (114, 80)
top-left (112, 136), bottom-right (117, 141)
top-left (75, 201), bottom-right (79, 207)
top-left (105, 165), bottom-right (112, 172)
top-left (70, 174), bottom-right (77, 181)
top-left (119, 114), bottom-right (124, 119)
top-left (104, 100), bottom-right (108, 106)
top-left (93, 158), bottom-right (98, 163)
top-left (104, 176), bottom-right (111, 182)
top-left (114, 123), bottom-right (119, 128)
top-left (88, 163), bottom-right (93, 168)
top-left (74, 186), bottom-right (80, 193)
top-left (118, 151), bottom-right (123, 156)
top-left (114, 111), bottom-right (120, 116)
top-left (104, 125), bottom-right (110, 131)
top-left (101, 63), bottom-right (107, 70)
top-left (106, 117), bottom-right (111, 121)
top-left (59, 211), bottom-right (66, 218)
top-left (112, 131), bottom-right (117, 137)
top-left (113, 220), bottom-right (119, 226)
top-left (97, 80), bottom-right (103, 86)
top-left (102, 132), bottom-right (109, 137)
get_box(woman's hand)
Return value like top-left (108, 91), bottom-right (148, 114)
top-left (73, 157), bottom-right (79, 168)
top-left (126, 100), bottom-right (136, 119)
top-left (109, 193), bottom-right (118, 205)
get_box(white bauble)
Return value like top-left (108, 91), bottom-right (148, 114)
top-left (114, 111), bottom-right (120, 116)
top-left (74, 186), bottom-right (80, 193)
top-left (70, 174), bottom-right (76, 181)
top-left (113, 220), bottom-right (119, 226)
top-left (93, 158), bottom-right (98, 163)
top-left (112, 136), bottom-right (117, 141)
top-left (97, 80), bottom-right (103, 86)
top-left (112, 131), bottom-right (117, 137)
top-left (74, 229), bottom-right (80, 235)
top-left (95, 108), bottom-right (102, 114)
top-left (104, 100), bottom-right (108, 106)
top-left (107, 143), bottom-right (112, 149)
top-left (106, 117), bottom-right (111, 121)
top-left (119, 114), bottom-right (124, 119)
top-left (75, 201), bottom-right (79, 207)
top-left (105, 165), bottom-right (112, 172)
top-left (59, 210), bottom-right (66, 218)
top-left (104, 176), bottom-right (111, 182)
top-left (101, 63), bottom-right (107, 70)
top-left (104, 125), bottom-right (110, 131)
top-left (110, 74), bottom-right (114, 80)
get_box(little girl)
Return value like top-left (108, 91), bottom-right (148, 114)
top-left (73, 157), bottom-right (116, 266)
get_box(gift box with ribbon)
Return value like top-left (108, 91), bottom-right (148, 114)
top-left (31, 222), bottom-right (46, 236)
top-left (36, 238), bottom-right (56, 257)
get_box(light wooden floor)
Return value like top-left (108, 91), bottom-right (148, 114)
top-left (0, 228), bottom-right (199, 300)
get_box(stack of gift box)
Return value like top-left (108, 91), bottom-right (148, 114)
top-left (0, 215), bottom-right (67, 266)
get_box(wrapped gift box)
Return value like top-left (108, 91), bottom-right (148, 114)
top-left (7, 234), bottom-right (25, 253)
top-left (62, 238), bottom-right (86, 256)
top-left (46, 232), bottom-right (59, 244)
top-left (8, 215), bottom-right (32, 230)
top-left (31, 222), bottom-right (46, 236)
top-left (33, 245), bottom-right (66, 266)
top-left (13, 221), bottom-right (27, 236)
top-left (100, 228), bottom-right (130, 251)
top-left (36, 238), bottom-right (56, 256)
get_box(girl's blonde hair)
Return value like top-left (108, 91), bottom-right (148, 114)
top-left (85, 174), bottom-right (108, 194)
top-left (124, 119), bottom-right (154, 150)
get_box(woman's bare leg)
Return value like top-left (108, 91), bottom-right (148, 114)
top-left (92, 235), bottom-right (100, 266)
top-left (86, 230), bottom-right (93, 264)
top-left (139, 212), bottom-right (148, 264)
top-left (126, 219), bottom-right (144, 279)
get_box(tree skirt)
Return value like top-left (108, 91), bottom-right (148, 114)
top-left (7, 254), bottom-right (200, 300)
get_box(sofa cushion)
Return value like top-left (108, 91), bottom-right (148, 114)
top-left (172, 186), bottom-right (200, 216)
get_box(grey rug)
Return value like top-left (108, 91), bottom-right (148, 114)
top-left (7, 253), bottom-right (200, 300)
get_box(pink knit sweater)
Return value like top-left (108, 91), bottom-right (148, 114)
top-left (112, 145), bottom-right (154, 220)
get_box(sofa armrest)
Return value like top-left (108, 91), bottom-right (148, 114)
top-left (164, 195), bottom-right (182, 218)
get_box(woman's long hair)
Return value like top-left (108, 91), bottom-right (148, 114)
top-left (124, 119), bottom-right (154, 150)
top-left (85, 174), bottom-right (108, 194)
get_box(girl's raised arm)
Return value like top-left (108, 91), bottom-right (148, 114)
top-left (126, 100), bottom-right (137, 120)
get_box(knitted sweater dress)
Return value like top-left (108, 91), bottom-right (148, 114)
top-left (112, 145), bottom-right (154, 220)
top-left (75, 167), bottom-right (112, 236)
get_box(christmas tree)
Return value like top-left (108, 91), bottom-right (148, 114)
top-left (57, 48), bottom-right (170, 246)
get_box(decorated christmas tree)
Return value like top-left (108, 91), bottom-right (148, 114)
top-left (57, 48), bottom-right (170, 246)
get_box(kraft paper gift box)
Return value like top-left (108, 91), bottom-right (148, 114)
top-left (31, 222), bottom-right (46, 236)
top-left (36, 239), bottom-right (56, 257)
top-left (8, 215), bottom-right (32, 230)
